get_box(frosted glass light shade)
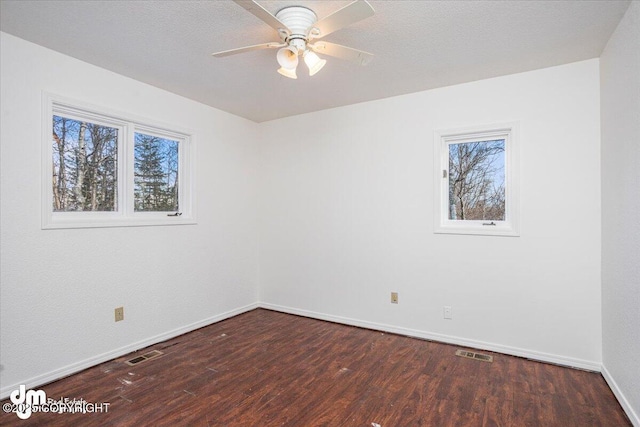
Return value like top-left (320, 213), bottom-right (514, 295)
top-left (304, 51), bottom-right (326, 76)
top-left (277, 67), bottom-right (297, 79)
top-left (277, 46), bottom-right (299, 70)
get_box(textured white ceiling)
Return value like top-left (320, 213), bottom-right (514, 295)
top-left (0, 0), bottom-right (631, 122)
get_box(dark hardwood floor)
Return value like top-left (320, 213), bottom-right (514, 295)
top-left (0, 309), bottom-right (631, 426)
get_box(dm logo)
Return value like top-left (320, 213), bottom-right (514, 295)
top-left (10, 385), bottom-right (46, 420)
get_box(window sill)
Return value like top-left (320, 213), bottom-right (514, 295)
top-left (42, 216), bottom-right (197, 230)
top-left (434, 223), bottom-right (519, 237)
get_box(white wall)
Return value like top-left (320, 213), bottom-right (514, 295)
top-left (0, 33), bottom-right (260, 397)
top-left (259, 59), bottom-right (602, 369)
top-left (600, 1), bottom-right (640, 425)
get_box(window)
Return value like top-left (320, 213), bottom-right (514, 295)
top-left (52, 115), bottom-right (119, 212)
top-left (134, 132), bottom-right (179, 212)
top-left (434, 123), bottom-right (519, 236)
top-left (43, 94), bottom-right (195, 229)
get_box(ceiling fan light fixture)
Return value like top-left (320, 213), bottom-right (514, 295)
top-left (277, 67), bottom-right (297, 79)
top-left (304, 50), bottom-right (326, 76)
top-left (276, 46), bottom-right (299, 70)
top-left (213, 1), bottom-right (376, 81)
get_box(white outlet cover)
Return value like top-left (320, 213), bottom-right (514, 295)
top-left (444, 306), bottom-right (453, 319)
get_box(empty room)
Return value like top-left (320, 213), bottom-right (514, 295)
top-left (0, 0), bottom-right (638, 425)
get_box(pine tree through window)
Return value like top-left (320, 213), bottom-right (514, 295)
top-left (134, 133), bottom-right (179, 212)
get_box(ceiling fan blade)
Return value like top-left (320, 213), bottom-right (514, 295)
top-left (212, 42), bottom-right (284, 57)
top-left (232, 0), bottom-right (290, 36)
top-left (311, 0), bottom-right (375, 39)
top-left (310, 41), bottom-right (373, 66)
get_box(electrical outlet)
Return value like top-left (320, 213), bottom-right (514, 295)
top-left (391, 292), bottom-right (399, 304)
top-left (443, 306), bottom-right (452, 319)
top-left (115, 307), bottom-right (124, 322)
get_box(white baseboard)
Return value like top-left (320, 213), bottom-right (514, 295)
top-left (258, 302), bottom-right (602, 372)
top-left (602, 365), bottom-right (640, 427)
top-left (0, 302), bottom-right (258, 400)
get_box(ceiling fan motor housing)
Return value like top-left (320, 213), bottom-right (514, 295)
top-left (276, 6), bottom-right (318, 49)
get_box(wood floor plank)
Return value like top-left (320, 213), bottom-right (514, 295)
top-left (0, 309), bottom-right (632, 426)
top-left (482, 396), bottom-right (513, 427)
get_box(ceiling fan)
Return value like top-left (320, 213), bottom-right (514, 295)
top-left (212, 0), bottom-right (375, 79)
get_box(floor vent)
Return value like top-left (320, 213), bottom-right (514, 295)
top-left (455, 349), bottom-right (494, 363)
top-left (125, 350), bottom-right (164, 366)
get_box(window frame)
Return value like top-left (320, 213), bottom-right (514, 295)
top-left (42, 93), bottom-right (196, 229)
top-left (433, 122), bottom-right (519, 237)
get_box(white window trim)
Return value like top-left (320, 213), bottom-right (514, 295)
top-left (42, 93), bottom-right (196, 229)
top-left (433, 122), bottom-right (520, 237)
